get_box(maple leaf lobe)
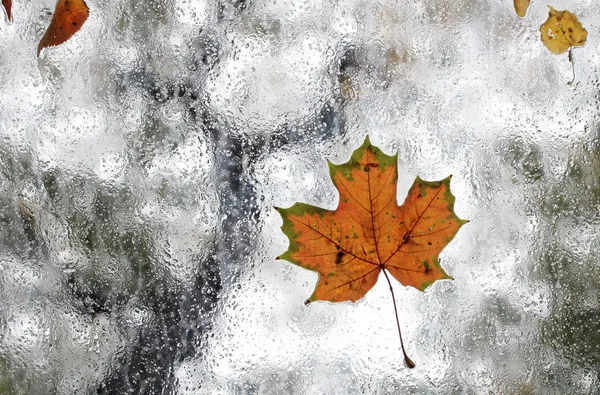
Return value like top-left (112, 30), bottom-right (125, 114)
top-left (277, 137), bottom-right (466, 304)
top-left (329, 136), bottom-right (397, 185)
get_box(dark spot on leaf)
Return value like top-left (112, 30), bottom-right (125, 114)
top-left (402, 233), bottom-right (410, 244)
top-left (72, 22), bottom-right (78, 26)
top-left (427, 242), bottom-right (432, 246)
top-left (423, 261), bottom-right (431, 273)
top-left (335, 251), bottom-right (344, 264)
top-left (363, 163), bottom-right (379, 172)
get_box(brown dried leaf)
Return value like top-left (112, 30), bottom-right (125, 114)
top-left (37, 0), bottom-right (89, 56)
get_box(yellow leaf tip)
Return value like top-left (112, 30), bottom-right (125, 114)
top-left (513, 0), bottom-right (530, 17)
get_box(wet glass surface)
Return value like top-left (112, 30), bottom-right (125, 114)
top-left (1, 0), bottom-right (600, 393)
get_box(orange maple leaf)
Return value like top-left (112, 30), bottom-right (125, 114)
top-left (276, 136), bottom-right (467, 367)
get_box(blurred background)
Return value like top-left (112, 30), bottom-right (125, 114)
top-left (1, 0), bottom-right (600, 393)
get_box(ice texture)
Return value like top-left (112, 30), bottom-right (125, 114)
top-left (1, 0), bottom-right (600, 393)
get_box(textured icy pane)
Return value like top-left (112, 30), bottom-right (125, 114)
top-left (1, 0), bottom-right (600, 394)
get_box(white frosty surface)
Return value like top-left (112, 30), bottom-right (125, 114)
top-left (1, 0), bottom-right (600, 393)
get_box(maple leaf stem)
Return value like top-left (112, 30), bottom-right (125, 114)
top-left (382, 267), bottom-right (415, 369)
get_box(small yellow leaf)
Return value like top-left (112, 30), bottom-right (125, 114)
top-left (514, 0), bottom-right (530, 18)
top-left (540, 6), bottom-right (587, 54)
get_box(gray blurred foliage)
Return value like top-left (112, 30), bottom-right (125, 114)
top-left (1, 0), bottom-right (600, 394)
